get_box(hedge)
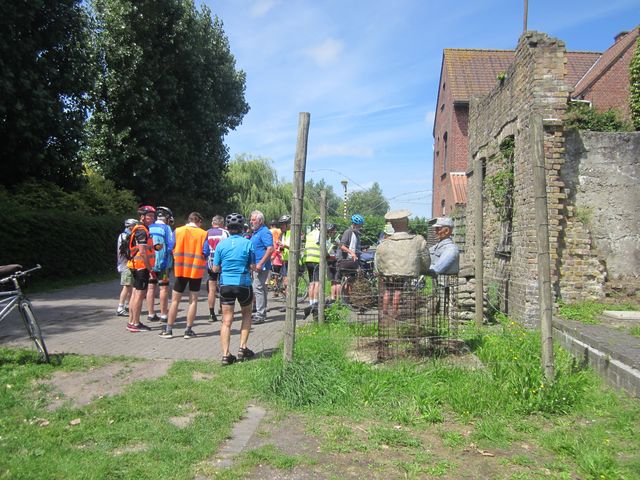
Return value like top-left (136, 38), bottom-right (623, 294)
top-left (0, 209), bottom-right (122, 281)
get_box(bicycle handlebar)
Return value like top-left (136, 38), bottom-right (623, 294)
top-left (0, 264), bottom-right (41, 285)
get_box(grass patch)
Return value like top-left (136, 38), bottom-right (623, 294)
top-left (1, 302), bottom-right (639, 479)
top-left (558, 300), bottom-right (639, 324)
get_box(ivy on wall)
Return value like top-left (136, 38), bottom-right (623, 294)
top-left (485, 136), bottom-right (515, 223)
top-left (630, 35), bottom-right (640, 130)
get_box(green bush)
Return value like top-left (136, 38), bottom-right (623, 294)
top-left (565, 102), bottom-right (632, 132)
top-left (0, 208), bottom-right (121, 281)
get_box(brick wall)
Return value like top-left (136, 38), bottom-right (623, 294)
top-left (466, 32), bottom-right (572, 325)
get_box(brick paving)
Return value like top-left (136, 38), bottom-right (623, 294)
top-left (0, 280), bottom-right (308, 361)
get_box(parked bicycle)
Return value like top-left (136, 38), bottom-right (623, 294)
top-left (0, 264), bottom-right (49, 363)
top-left (268, 266), bottom-right (309, 302)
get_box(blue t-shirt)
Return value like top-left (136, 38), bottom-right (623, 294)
top-left (213, 234), bottom-right (256, 286)
top-left (250, 224), bottom-right (274, 271)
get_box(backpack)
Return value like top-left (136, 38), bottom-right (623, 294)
top-left (149, 223), bottom-right (172, 272)
top-left (118, 230), bottom-right (133, 261)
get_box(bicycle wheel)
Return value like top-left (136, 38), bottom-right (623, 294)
top-left (297, 274), bottom-right (309, 302)
top-left (19, 300), bottom-right (50, 363)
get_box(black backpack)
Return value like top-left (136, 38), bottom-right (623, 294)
top-left (118, 230), bottom-right (134, 260)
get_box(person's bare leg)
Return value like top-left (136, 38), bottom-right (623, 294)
top-left (392, 290), bottom-right (402, 316)
top-left (186, 291), bottom-right (199, 328)
top-left (239, 303), bottom-right (253, 349)
top-left (129, 288), bottom-right (145, 325)
top-left (159, 285), bottom-right (169, 317)
top-left (220, 303), bottom-right (235, 356)
top-left (382, 289), bottom-right (390, 315)
top-left (166, 290), bottom-right (183, 329)
top-left (146, 283), bottom-right (157, 316)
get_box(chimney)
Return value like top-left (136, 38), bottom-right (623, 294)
top-left (614, 31), bottom-right (629, 43)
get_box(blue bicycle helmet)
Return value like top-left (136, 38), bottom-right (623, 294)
top-left (351, 214), bottom-right (364, 225)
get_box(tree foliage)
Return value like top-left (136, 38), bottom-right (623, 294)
top-left (630, 36), bottom-right (640, 131)
top-left (224, 154), bottom-right (291, 221)
top-left (347, 182), bottom-right (389, 217)
top-left (0, 0), bottom-right (96, 188)
top-left (85, 0), bottom-right (249, 209)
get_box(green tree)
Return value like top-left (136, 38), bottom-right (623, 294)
top-left (630, 36), bottom-right (640, 130)
top-left (0, 0), bottom-right (95, 188)
top-left (86, 0), bottom-right (248, 208)
top-left (224, 154), bottom-right (291, 221)
top-left (347, 182), bottom-right (389, 217)
top-left (303, 179), bottom-right (342, 222)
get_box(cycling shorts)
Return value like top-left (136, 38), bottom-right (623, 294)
top-left (173, 277), bottom-right (202, 293)
top-left (131, 269), bottom-right (150, 291)
top-left (208, 270), bottom-right (220, 282)
top-left (219, 285), bottom-right (253, 307)
top-left (305, 262), bottom-right (320, 282)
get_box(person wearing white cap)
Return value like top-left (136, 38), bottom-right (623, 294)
top-left (375, 210), bottom-right (429, 317)
top-left (428, 217), bottom-right (459, 276)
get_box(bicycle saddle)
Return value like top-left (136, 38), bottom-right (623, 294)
top-left (0, 264), bottom-right (23, 276)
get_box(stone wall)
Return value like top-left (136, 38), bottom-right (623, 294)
top-left (561, 131), bottom-right (640, 296)
top-left (466, 32), bottom-right (572, 325)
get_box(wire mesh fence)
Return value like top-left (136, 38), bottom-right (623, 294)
top-left (339, 273), bottom-right (463, 362)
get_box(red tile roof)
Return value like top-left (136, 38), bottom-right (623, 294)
top-left (573, 27), bottom-right (639, 97)
top-left (442, 48), bottom-right (601, 102)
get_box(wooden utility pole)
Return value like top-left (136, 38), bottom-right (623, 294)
top-left (531, 113), bottom-right (555, 382)
top-left (318, 190), bottom-right (327, 324)
top-left (474, 156), bottom-right (484, 327)
top-left (284, 112), bottom-right (310, 362)
top-left (523, 0), bottom-right (528, 32)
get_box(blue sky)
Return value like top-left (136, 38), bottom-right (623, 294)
top-left (202, 0), bottom-right (638, 219)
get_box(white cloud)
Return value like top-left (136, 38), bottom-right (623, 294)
top-left (424, 110), bottom-right (435, 125)
top-left (250, 0), bottom-right (279, 18)
top-left (313, 144), bottom-right (375, 158)
top-left (304, 38), bottom-right (344, 67)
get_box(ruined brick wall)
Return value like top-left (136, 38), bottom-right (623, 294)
top-left (466, 32), bottom-right (572, 325)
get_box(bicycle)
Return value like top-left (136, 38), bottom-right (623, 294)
top-left (0, 264), bottom-right (50, 363)
top-left (339, 257), bottom-right (378, 311)
top-left (268, 266), bottom-right (309, 302)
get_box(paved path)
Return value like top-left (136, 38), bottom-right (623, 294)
top-left (1, 280), bottom-right (307, 361)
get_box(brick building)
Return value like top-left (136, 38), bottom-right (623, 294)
top-left (431, 27), bottom-right (638, 218)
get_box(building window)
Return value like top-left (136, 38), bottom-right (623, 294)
top-left (441, 199), bottom-right (446, 216)
top-left (443, 132), bottom-right (448, 174)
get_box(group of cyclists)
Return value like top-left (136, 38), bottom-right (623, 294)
top-left (115, 205), bottom-right (369, 364)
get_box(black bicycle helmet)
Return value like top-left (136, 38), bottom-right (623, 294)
top-left (326, 223), bottom-right (336, 231)
top-left (156, 206), bottom-right (173, 222)
top-left (226, 213), bottom-right (245, 227)
top-left (278, 214), bottom-right (291, 224)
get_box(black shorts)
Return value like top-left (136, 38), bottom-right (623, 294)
top-left (272, 265), bottom-right (282, 274)
top-left (131, 269), bottom-right (150, 291)
top-left (173, 277), bottom-right (202, 293)
top-left (208, 270), bottom-right (220, 282)
top-left (219, 285), bottom-right (253, 307)
top-left (305, 262), bottom-right (320, 282)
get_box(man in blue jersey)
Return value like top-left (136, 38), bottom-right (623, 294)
top-left (212, 213), bottom-right (257, 366)
top-left (146, 206), bottom-right (175, 323)
top-left (249, 210), bottom-right (274, 324)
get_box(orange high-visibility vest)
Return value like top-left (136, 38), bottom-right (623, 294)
top-left (173, 225), bottom-right (208, 279)
top-left (127, 224), bottom-right (155, 271)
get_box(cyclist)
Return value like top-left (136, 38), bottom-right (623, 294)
top-left (303, 217), bottom-right (321, 317)
top-left (338, 213), bottom-right (364, 301)
top-left (146, 206), bottom-right (175, 323)
top-left (375, 209), bottom-right (429, 317)
top-left (276, 214), bottom-right (291, 292)
top-left (126, 205), bottom-right (156, 332)
top-left (326, 223), bottom-right (341, 303)
top-left (116, 218), bottom-right (138, 316)
top-left (206, 215), bottom-right (229, 322)
top-left (249, 210), bottom-right (274, 324)
top-left (211, 213), bottom-right (257, 365)
top-left (160, 212), bottom-right (208, 339)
